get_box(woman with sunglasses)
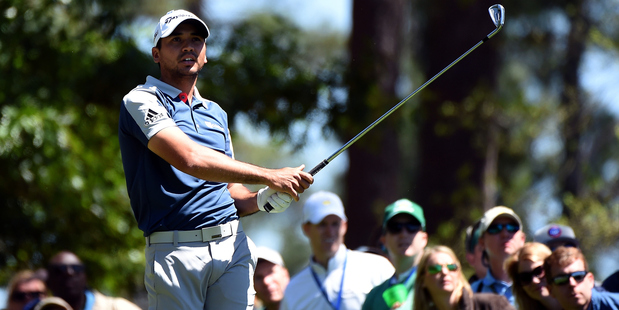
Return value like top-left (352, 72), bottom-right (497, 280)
top-left (505, 242), bottom-right (561, 310)
top-left (5, 270), bottom-right (47, 310)
top-left (413, 245), bottom-right (514, 310)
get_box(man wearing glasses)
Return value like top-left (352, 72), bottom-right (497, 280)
top-left (362, 198), bottom-right (428, 310)
top-left (544, 246), bottom-right (619, 310)
top-left (471, 206), bottom-right (526, 305)
top-left (41, 251), bottom-right (141, 310)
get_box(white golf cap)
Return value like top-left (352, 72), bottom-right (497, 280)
top-left (479, 205), bottom-right (523, 233)
top-left (303, 191), bottom-right (347, 224)
top-left (153, 9), bottom-right (210, 46)
top-left (256, 246), bottom-right (285, 267)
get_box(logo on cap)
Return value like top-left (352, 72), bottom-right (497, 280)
top-left (165, 13), bottom-right (193, 25)
top-left (548, 226), bottom-right (562, 238)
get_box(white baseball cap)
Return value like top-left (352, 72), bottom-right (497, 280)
top-left (303, 191), bottom-right (347, 224)
top-left (256, 246), bottom-right (285, 267)
top-left (479, 205), bottom-right (523, 233)
top-left (153, 10), bottom-right (210, 46)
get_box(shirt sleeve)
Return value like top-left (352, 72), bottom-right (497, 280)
top-left (122, 88), bottom-right (177, 140)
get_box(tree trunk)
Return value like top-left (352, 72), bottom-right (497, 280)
top-left (414, 0), bottom-right (501, 238)
top-left (343, 0), bottom-right (406, 249)
top-left (559, 0), bottom-right (590, 217)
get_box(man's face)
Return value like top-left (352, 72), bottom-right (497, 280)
top-left (381, 214), bottom-right (427, 260)
top-left (152, 22), bottom-right (207, 80)
top-left (46, 252), bottom-right (87, 299)
top-left (480, 216), bottom-right (525, 260)
top-left (254, 260), bottom-right (290, 305)
top-left (548, 259), bottom-right (594, 310)
top-left (303, 215), bottom-right (347, 260)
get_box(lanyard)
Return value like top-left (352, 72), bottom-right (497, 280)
top-left (310, 250), bottom-right (348, 310)
top-left (389, 266), bottom-right (417, 288)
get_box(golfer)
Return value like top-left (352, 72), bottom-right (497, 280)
top-left (118, 9), bottom-right (313, 309)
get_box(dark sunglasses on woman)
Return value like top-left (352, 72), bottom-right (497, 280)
top-left (427, 263), bottom-right (458, 275)
top-left (11, 291), bottom-right (45, 302)
top-left (518, 266), bottom-right (544, 285)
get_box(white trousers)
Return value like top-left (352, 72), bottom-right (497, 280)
top-left (144, 222), bottom-right (256, 309)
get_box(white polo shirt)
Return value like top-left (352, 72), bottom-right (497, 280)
top-left (281, 245), bottom-right (395, 310)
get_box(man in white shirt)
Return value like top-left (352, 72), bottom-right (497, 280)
top-left (280, 191), bottom-right (395, 310)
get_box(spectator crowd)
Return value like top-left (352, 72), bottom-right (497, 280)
top-left (4, 191), bottom-right (619, 310)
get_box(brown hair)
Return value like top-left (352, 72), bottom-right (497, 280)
top-left (505, 242), bottom-right (552, 310)
top-left (543, 246), bottom-right (588, 281)
top-left (413, 245), bottom-right (472, 310)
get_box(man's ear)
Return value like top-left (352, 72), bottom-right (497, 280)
top-left (302, 223), bottom-right (310, 237)
top-left (421, 232), bottom-right (429, 248)
top-left (152, 47), bottom-right (160, 64)
top-left (587, 271), bottom-right (595, 285)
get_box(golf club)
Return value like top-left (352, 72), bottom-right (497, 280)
top-left (263, 4), bottom-right (505, 212)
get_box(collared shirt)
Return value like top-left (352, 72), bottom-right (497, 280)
top-left (281, 244), bottom-right (395, 310)
top-left (470, 268), bottom-right (514, 305)
top-left (362, 266), bottom-right (417, 310)
top-left (589, 289), bottom-right (619, 310)
top-left (119, 76), bottom-right (237, 236)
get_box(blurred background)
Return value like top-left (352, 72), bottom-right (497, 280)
top-left (1, 0), bottom-right (619, 306)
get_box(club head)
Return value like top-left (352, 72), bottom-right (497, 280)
top-left (488, 4), bottom-right (505, 28)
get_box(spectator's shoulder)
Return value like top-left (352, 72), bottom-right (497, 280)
top-left (350, 250), bottom-right (391, 265)
top-left (602, 270), bottom-right (619, 293)
top-left (92, 290), bottom-right (142, 310)
top-left (286, 265), bottom-right (312, 288)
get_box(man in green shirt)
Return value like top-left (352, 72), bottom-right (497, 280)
top-left (362, 199), bottom-right (428, 310)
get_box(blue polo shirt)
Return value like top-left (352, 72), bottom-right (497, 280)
top-left (119, 76), bottom-right (238, 236)
top-left (470, 268), bottom-right (514, 305)
top-left (590, 288), bottom-right (619, 310)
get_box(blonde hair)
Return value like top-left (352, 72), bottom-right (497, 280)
top-left (413, 245), bottom-right (472, 310)
top-left (505, 242), bottom-right (552, 310)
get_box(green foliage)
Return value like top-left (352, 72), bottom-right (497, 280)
top-left (0, 0), bottom-right (153, 295)
top-left (556, 194), bottom-right (619, 274)
top-left (199, 13), bottom-right (346, 146)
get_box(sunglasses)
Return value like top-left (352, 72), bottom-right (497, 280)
top-left (486, 223), bottom-right (520, 235)
top-left (518, 266), bottom-right (545, 285)
top-left (48, 264), bottom-right (85, 275)
top-left (11, 291), bottom-right (45, 302)
top-left (552, 271), bottom-right (588, 286)
top-left (427, 263), bottom-right (458, 275)
top-left (386, 222), bottom-right (421, 234)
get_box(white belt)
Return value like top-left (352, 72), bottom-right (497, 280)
top-left (146, 220), bottom-right (239, 245)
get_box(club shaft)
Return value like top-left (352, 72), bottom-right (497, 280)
top-left (308, 27), bottom-right (502, 177)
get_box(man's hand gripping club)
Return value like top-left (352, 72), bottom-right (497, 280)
top-left (256, 164), bottom-right (312, 213)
